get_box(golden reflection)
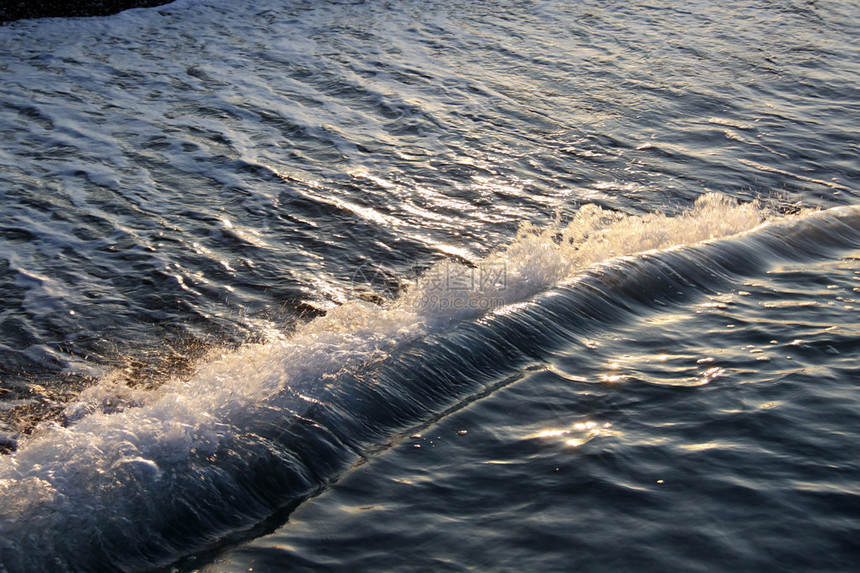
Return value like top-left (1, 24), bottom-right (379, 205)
top-left (597, 349), bottom-right (733, 387)
top-left (680, 441), bottom-right (732, 452)
top-left (536, 429), bottom-right (568, 439)
top-left (601, 360), bottom-right (625, 383)
top-left (530, 421), bottom-right (611, 448)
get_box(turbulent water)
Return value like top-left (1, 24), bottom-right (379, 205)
top-left (1, 0), bottom-right (859, 571)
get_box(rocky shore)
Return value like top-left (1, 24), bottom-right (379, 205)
top-left (0, 0), bottom-right (175, 23)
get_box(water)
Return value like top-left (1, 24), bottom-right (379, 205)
top-left (0, 0), bottom-right (858, 570)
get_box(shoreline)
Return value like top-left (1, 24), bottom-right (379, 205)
top-left (0, 0), bottom-right (176, 23)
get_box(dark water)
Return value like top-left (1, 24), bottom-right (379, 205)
top-left (0, 0), bottom-right (858, 571)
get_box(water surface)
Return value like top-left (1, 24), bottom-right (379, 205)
top-left (0, 0), bottom-right (858, 570)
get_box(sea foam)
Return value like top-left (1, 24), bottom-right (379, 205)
top-left (0, 194), bottom-right (781, 569)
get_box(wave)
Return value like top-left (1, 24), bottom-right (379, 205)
top-left (1, 195), bottom-right (858, 571)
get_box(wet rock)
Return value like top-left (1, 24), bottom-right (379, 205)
top-left (0, 0), bottom-right (176, 23)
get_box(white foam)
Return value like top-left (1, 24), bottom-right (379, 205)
top-left (402, 193), bottom-right (767, 318)
top-left (0, 194), bottom-right (772, 555)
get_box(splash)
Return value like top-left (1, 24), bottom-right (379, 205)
top-left (0, 194), bottom-right (774, 570)
top-left (402, 193), bottom-right (767, 317)
top-left (2, 194), bottom-right (770, 468)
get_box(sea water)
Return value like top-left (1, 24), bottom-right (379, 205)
top-left (0, 0), bottom-right (858, 571)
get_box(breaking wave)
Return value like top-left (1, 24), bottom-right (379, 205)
top-left (1, 195), bottom-right (858, 571)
